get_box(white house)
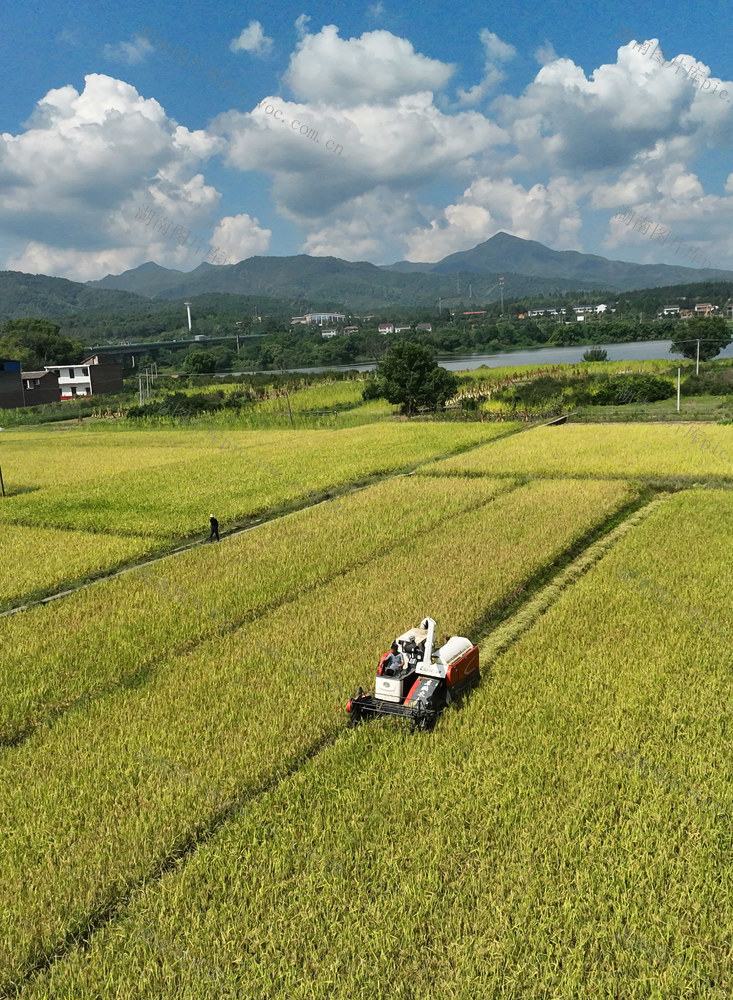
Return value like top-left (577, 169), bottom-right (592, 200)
top-left (378, 323), bottom-right (394, 334)
top-left (44, 358), bottom-right (123, 398)
top-left (661, 305), bottom-right (680, 316)
top-left (573, 304), bottom-right (607, 315)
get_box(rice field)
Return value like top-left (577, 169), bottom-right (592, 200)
top-left (255, 379), bottom-right (366, 412)
top-left (11, 489), bottom-right (733, 1000)
top-left (0, 421), bottom-right (516, 537)
top-left (0, 525), bottom-right (157, 610)
top-left (0, 427), bottom-right (239, 490)
top-left (0, 477), bottom-right (635, 993)
top-left (4, 390), bottom-right (733, 999)
top-left (419, 422), bottom-right (733, 481)
top-left (0, 476), bottom-right (511, 746)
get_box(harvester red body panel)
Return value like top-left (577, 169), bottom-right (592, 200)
top-left (445, 644), bottom-right (480, 689)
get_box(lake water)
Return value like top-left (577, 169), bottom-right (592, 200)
top-left (233, 339), bottom-right (731, 377)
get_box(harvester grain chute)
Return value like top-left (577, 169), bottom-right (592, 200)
top-left (346, 617), bottom-right (480, 732)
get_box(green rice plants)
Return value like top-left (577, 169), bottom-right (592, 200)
top-left (0, 421), bottom-right (516, 537)
top-left (0, 476), bottom-right (510, 746)
top-left (0, 478), bottom-right (635, 991)
top-left (420, 422), bottom-right (733, 481)
top-left (18, 491), bottom-right (733, 1000)
top-left (0, 525), bottom-right (158, 610)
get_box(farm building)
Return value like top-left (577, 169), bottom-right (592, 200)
top-left (21, 370), bottom-right (61, 405)
top-left (43, 358), bottom-right (123, 399)
top-left (0, 358), bottom-right (23, 409)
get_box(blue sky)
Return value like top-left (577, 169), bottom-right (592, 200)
top-left (0, 0), bottom-right (731, 281)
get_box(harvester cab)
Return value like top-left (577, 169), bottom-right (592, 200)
top-left (346, 617), bottom-right (480, 731)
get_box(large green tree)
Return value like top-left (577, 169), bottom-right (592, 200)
top-left (0, 318), bottom-right (84, 369)
top-left (371, 341), bottom-right (459, 416)
top-left (671, 316), bottom-right (732, 361)
top-left (182, 350), bottom-right (217, 374)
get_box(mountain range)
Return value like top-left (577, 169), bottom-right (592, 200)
top-left (88, 232), bottom-right (733, 309)
top-left (87, 250), bottom-right (587, 310)
top-left (1, 232), bottom-right (731, 324)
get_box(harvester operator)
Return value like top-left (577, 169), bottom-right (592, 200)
top-left (383, 642), bottom-right (406, 676)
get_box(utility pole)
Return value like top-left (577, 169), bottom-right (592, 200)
top-left (499, 276), bottom-right (505, 316)
top-left (0, 465), bottom-right (5, 498)
top-left (184, 301), bottom-right (192, 333)
top-left (138, 365), bottom-right (156, 405)
top-left (696, 339), bottom-right (700, 375)
top-left (275, 355), bottom-right (294, 427)
top-left (282, 372), bottom-right (293, 426)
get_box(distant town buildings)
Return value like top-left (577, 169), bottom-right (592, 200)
top-left (524, 307), bottom-right (565, 318)
top-left (520, 305), bottom-right (609, 320)
top-left (321, 325), bottom-right (360, 338)
top-left (290, 312), bottom-right (347, 326)
top-left (319, 321), bottom-right (433, 338)
top-left (521, 300), bottom-right (728, 323)
top-left (575, 304), bottom-right (608, 314)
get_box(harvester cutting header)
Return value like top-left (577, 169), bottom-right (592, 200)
top-left (346, 617), bottom-right (480, 731)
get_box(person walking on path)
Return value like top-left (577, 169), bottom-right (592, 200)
top-left (208, 514), bottom-right (219, 542)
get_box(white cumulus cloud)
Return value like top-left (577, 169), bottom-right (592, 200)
top-left (211, 214), bottom-right (272, 261)
top-left (404, 176), bottom-right (583, 261)
top-left (0, 74), bottom-right (227, 279)
top-left (103, 35), bottom-right (154, 65)
top-left (456, 28), bottom-right (517, 106)
top-left (230, 21), bottom-right (274, 57)
top-left (294, 14), bottom-right (310, 40)
top-left (284, 25), bottom-right (454, 107)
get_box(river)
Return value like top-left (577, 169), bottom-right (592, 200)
top-left (232, 338), bottom-right (732, 377)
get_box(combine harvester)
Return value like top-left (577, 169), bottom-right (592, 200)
top-left (346, 616), bottom-right (480, 732)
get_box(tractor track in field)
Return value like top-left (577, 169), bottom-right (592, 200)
top-left (1, 486), bottom-right (668, 996)
top-left (469, 490), bottom-right (675, 666)
top-left (0, 480), bottom-right (524, 752)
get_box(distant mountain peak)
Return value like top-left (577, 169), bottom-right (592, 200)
top-left (76, 233), bottom-right (733, 308)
